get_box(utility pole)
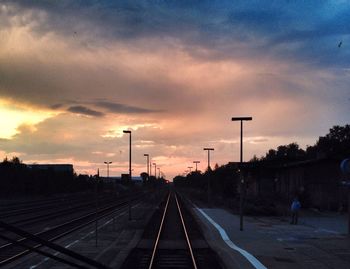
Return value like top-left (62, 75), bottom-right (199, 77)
top-left (123, 130), bottom-right (132, 220)
top-left (144, 154), bottom-right (149, 176)
top-left (153, 163), bottom-right (157, 178)
top-left (104, 161), bottom-right (112, 178)
top-left (203, 148), bottom-right (214, 203)
top-left (193, 161), bottom-right (200, 172)
top-left (232, 117), bottom-right (252, 231)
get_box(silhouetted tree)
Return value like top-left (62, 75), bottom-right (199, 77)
top-left (307, 125), bottom-right (350, 159)
top-left (0, 156), bottom-right (93, 196)
top-left (250, 155), bottom-right (260, 162)
top-left (140, 172), bottom-right (149, 184)
top-left (260, 143), bottom-right (306, 163)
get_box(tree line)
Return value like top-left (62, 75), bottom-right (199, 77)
top-left (251, 124), bottom-right (350, 164)
top-left (0, 157), bottom-right (94, 196)
top-left (174, 124), bottom-right (350, 201)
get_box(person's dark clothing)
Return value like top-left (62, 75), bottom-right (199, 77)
top-left (290, 199), bottom-right (301, 225)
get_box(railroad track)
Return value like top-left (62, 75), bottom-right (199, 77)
top-left (1, 193), bottom-right (133, 228)
top-left (149, 192), bottom-right (197, 269)
top-left (0, 192), bottom-right (94, 217)
top-left (122, 191), bottom-right (222, 269)
top-left (0, 192), bottom-right (146, 266)
top-left (0, 192), bottom-right (143, 249)
top-left (0, 192), bottom-right (121, 221)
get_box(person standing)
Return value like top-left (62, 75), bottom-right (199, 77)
top-left (291, 197), bottom-right (301, 224)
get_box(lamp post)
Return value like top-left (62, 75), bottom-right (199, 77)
top-left (123, 130), bottom-right (132, 220)
top-left (203, 148), bottom-right (214, 171)
top-left (153, 163), bottom-right (157, 177)
top-left (94, 168), bottom-right (99, 246)
top-left (193, 161), bottom-right (200, 172)
top-left (157, 167), bottom-right (160, 179)
top-left (144, 154), bottom-right (149, 176)
top-left (188, 166), bottom-right (193, 173)
top-left (123, 130), bottom-right (132, 182)
top-left (203, 148), bottom-right (214, 203)
top-left (149, 159), bottom-right (152, 177)
top-left (104, 161), bottom-right (112, 178)
top-left (232, 116), bottom-right (252, 231)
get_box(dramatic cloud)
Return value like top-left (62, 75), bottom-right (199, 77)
top-left (0, 1), bottom-right (349, 179)
top-left (67, 106), bottom-right (105, 117)
top-left (93, 101), bottom-right (162, 114)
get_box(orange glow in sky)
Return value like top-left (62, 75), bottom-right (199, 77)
top-left (0, 2), bottom-right (349, 180)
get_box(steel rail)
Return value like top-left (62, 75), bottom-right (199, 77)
top-left (148, 192), bottom-right (171, 269)
top-left (0, 194), bottom-right (145, 266)
top-left (0, 220), bottom-right (111, 269)
top-left (0, 192), bottom-right (144, 247)
top-left (1, 192), bottom-right (138, 219)
top-left (0, 199), bottom-right (128, 250)
top-left (148, 192), bottom-right (198, 269)
top-left (0, 233), bottom-right (88, 269)
top-left (0, 202), bottom-right (131, 266)
top-left (175, 193), bottom-right (198, 269)
top-left (2, 194), bottom-right (125, 228)
top-left (0, 194), bottom-right (94, 217)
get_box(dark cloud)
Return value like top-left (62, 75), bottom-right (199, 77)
top-left (1, 0), bottom-right (350, 179)
top-left (67, 106), bottom-right (104, 117)
top-left (4, 0), bottom-right (349, 68)
top-left (50, 104), bottom-right (63, 110)
top-left (94, 101), bottom-right (162, 114)
top-left (228, 10), bottom-right (282, 31)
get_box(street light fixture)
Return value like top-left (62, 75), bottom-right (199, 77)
top-left (188, 166), bottom-right (193, 173)
top-left (123, 130), bottom-right (132, 221)
top-left (143, 154), bottom-right (149, 176)
top-left (153, 163), bottom-right (157, 178)
top-left (232, 116), bottom-right (252, 231)
top-left (193, 161), bottom-right (200, 172)
top-left (123, 130), bottom-right (132, 183)
top-left (103, 161), bottom-right (112, 178)
top-left (203, 148), bottom-right (214, 203)
top-left (149, 158), bottom-right (153, 177)
top-left (203, 148), bottom-right (214, 170)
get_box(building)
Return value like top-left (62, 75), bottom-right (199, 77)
top-left (241, 158), bottom-right (347, 210)
top-left (28, 164), bottom-right (74, 174)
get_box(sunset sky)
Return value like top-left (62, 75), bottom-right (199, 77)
top-left (0, 1), bottom-right (349, 180)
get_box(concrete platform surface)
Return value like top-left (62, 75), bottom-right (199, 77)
top-left (192, 204), bottom-right (350, 269)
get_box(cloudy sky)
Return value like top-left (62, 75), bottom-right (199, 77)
top-left (0, 1), bottom-right (349, 179)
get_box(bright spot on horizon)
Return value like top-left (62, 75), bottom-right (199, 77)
top-left (101, 124), bottom-right (161, 138)
top-left (0, 100), bottom-right (55, 139)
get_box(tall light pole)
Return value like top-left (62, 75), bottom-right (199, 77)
top-left (104, 161), bottom-right (112, 178)
top-left (153, 163), bottom-right (157, 178)
top-left (193, 161), bottom-right (200, 172)
top-left (149, 158), bottom-right (152, 177)
top-left (123, 130), bottom-right (132, 183)
top-left (157, 167), bottom-right (160, 179)
top-left (188, 166), bottom-right (193, 173)
top-left (123, 130), bottom-right (132, 221)
top-left (203, 148), bottom-right (214, 203)
top-left (144, 154), bottom-right (149, 176)
top-left (232, 116), bottom-right (252, 231)
top-left (203, 148), bottom-right (214, 170)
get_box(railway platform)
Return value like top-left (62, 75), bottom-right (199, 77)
top-left (191, 203), bottom-right (350, 269)
top-left (3, 189), bottom-right (349, 269)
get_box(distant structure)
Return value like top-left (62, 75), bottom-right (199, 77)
top-left (231, 158), bottom-right (345, 211)
top-left (28, 164), bottom-right (74, 174)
